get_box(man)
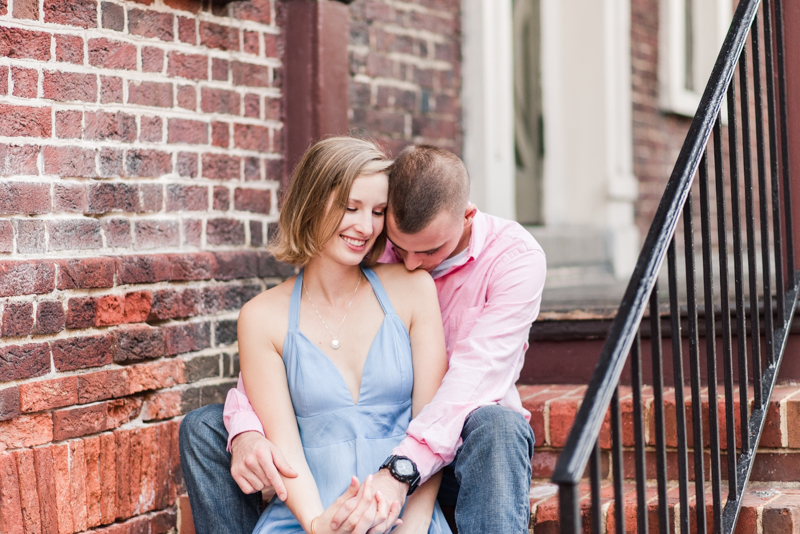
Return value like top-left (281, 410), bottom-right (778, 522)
top-left (180, 145), bottom-right (546, 533)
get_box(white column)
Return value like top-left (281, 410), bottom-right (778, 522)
top-left (461, 0), bottom-right (516, 220)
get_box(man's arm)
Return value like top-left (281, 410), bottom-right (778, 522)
top-left (393, 246), bottom-right (546, 480)
top-left (223, 375), bottom-right (298, 497)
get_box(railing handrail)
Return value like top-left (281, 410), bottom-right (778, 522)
top-left (551, 0), bottom-right (763, 486)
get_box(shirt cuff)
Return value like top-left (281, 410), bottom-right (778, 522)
top-left (225, 412), bottom-right (265, 452)
top-left (392, 436), bottom-right (447, 484)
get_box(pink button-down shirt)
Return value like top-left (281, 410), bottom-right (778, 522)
top-left (223, 210), bottom-right (546, 482)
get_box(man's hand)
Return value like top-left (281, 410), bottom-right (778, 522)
top-left (230, 431), bottom-right (298, 500)
top-left (330, 469), bottom-right (408, 533)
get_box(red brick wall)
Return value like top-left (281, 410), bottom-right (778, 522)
top-left (0, 0), bottom-right (288, 530)
top-left (347, 0), bottom-right (462, 157)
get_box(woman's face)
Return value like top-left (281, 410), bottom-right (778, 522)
top-left (320, 172), bottom-right (389, 265)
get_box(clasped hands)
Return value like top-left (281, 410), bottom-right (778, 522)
top-left (230, 432), bottom-right (408, 534)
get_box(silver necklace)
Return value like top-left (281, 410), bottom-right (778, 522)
top-left (303, 272), bottom-right (361, 350)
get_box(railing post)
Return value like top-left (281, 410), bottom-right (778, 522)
top-left (784, 1), bottom-right (800, 271)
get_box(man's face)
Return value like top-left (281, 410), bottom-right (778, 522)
top-left (386, 208), bottom-right (469, 272)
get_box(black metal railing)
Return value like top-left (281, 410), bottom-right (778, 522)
top-left (551, 0), bottom-right (798, 532)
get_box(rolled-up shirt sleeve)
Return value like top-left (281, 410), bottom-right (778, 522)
top-left (223, 374), bottom-right (265, 452)
top-left (392, 246), bottom-right (546, 481)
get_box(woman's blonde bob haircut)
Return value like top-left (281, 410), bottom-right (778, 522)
top-left (270, 136), bottom-right (392, 267)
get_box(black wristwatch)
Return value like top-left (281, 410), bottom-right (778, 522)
top-left (379, 455), bottom-right (421, 495)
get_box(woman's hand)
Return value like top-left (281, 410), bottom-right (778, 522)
top-left (316, 476), bottom-right (402, 534)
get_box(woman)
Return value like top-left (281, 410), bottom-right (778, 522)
top-left (238, 136), bottom-right (452, 534)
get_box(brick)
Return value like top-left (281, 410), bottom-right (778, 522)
top-left (258, 252), bottom-right (295, 277)
top-left (85, 110), bottom-right (137, 141)
top-left (128, 9), bottom-right (174, 41)
top-left (141, 184), bottom-right (164, 212)
top-left (57, 257), bottom-right (115, 289)
top-left (207, 218), bottom-right (245, 245)
top-left (101, 1), bottom-right (123, 30)
top-left (0, 104), bottom-right (51, 138)
top-left (7, 145), bottom-right (39, 175)
top-left (2, 301), bottom-right (34, 337)
top-left (215, 319), bottom-right (237, 346)
top-left (142, 46), bottom-right (164, 73)
top-left (229, 0), bottom-right (270, 25)
top-left (215, 251), bottom-right (258, 280)
top-left (244, 93), bottom-right (260, 118)
top-left (89, 38), bottom-right (136, 70)
top-left (53, 182), bottom-right (87, 212)
top-left (14, 449), bottom-right (41, 532)
top-left (15, 219), bottom-right (46, 254)
top-left (164, 322), bottom-right (209, 355)
top-left (0, 452), bottom-right (24, 533)
top-left (69, 441), bottom-right (87, 531)
top-left (126, 149), bottom-right (172, 177)
top-left (55, 110), bottom-right (83, 139)
top-left (0, 343), bottom-right (49, 381)
top-left (115, 325), bottom-right (165, 363)
top-left (0, 387), bottom-right (20, 426)
top-left (12, 67), bottom-right (38, 98)
top-left (250, 221), bottom-right (264, 246)
top-left (169, 118), bottom-right (208, 145)
top-left (116, 255), bottom-right (171, 284)
top-left (763, 494), bottom-right (800, 533)
top-left (100, 76), bottom-right (123, 103)
top-left (168, 252), bottom-right (216, 281)
top-left (0, 413), bottom-right (53, 452)
top-left (168, 52), bottom-right (208, 80)
top-left (88, 182), bottom-right (140, 214)
top-left (134, 220), bottom-right (180, 250)
top-left (19, 377), bottom-right (78, 413)
top-left (184, 219), bottom-right (202, 246)
top-left (127, 81), bottom-right (173, 108)
top-left (52, 334), bottom-right (115, 371)
top-left (78, 368), bottom-right (128, 403)
top-left (264, 32), bottom-right (277, 57)
top-left (43, 0), bottom-right (97, 27)
top-left (140, 116), bottom-right (163, 143)
top-left (211, 121), bottom-right (230, 148)
top-left (0, 260), bottom-right (55, 297)
top-left (244, 157), bottom-right (260, 181)
top-left (99, 433), bottom-right (116, 524)
top-left (234, 188), bottom-right (270, 214)
top-left (234, 123), bottom-right (270, 151)
top-left (48, 219), bottom-right (103, 250)
top-left (203, 153), bottom-right (240, 180)
top-left (124, 292), bottom-right (151, 323)
top-left (178, 16), bottom-right (197, 44)
top-left (33, 446), bottom-right (58, 532)
top-left (0, 221), bottom-right (10, 253)
top-left (43, 71), bottom-right (97, 102)
top-left (178, 152), bottom-right (198, 177)
top-left (98, 149), bottom-right (122, 179)
top-left (201, 87), bottom-right (241, 115)
top-left (199, 21), bottom-right (238, 50)
top-left (54, 403), bottom-right (107, 440)
top-left (128, 359), bottom-right (184, 394)
top-left (142, 391), bottom-right (182, 421)
top-left (149, 288), bottom-right (199, 320)
top-left (13, 0), bottom-right (38, 19)
top-left (167, 184), bottom-right (208, 211)
top-left (66, 296), bottom-right (96, 328)
top-left (177, 84), bottom-right (197, 110)
top-left (0, 67), bottom-right (7, 95)
top-left (0, 27), bottom-right (51, 60)
top-left (265, 159), bottom-right (282, 181)
top-left (83, 437), bottom-right (101, 528)
top-left (35, 301), bottom-right (65, 334)
top-left (55, 34), bottom-right (83, 64)
top-left (95, 295), bottom-right (123, 326)
top-left (231, 61), bottom-right (271, 87)
top-left (114, 429), bottom-right (132, 519)
top-left (212, 57), bottom-right (229, 81)
top-left (104, 219), bottom-right (132, 248)
top-left (43, 145), bottom-right (97, 177)
top-left (243, 31), bottom-right (259, 55)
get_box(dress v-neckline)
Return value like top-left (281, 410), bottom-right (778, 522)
top-left (297, 317), bottom-right (387, 405)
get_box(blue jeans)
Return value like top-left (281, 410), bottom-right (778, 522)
top-left (180, 404), bottom-right (534, 534)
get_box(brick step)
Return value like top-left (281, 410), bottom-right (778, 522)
top-left (518, 383), bottom-right (800, 482)
top-left (528, 481), bottom-right (800, 533)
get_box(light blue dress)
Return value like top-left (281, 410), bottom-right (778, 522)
top-left (253, 267), bottom-right (452, 534)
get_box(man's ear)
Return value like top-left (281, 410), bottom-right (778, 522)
top-left (462, 204), bottom-right (478, 228)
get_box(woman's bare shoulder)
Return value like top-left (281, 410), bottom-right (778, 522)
top-left (372, 264), bottom-right (437, 320)
top-left (238, 276), bottom-right (296, 333)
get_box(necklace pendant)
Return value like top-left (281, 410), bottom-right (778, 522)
top-left (331, 339), bottom-right (340, 350)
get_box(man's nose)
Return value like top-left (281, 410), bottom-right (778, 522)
top-left (404, 255), bottom-right (423, 270)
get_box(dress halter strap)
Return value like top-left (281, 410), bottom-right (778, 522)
top-left (288, 270), bottom-right (304, 330)
top-left (362, 267), bottom-right (395, 316)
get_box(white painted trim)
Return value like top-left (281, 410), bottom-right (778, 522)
top-left (460, 0), bottom-right (516, 220)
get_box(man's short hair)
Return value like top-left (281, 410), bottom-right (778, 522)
top-left (270, 136), bottom-right (392, 267)
top-left (388, 145), bottom-right (470, 234)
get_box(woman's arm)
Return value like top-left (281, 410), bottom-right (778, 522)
top-left (237, 297), bottom-right (325, 532)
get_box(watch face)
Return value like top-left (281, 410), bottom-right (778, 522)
top-left (395, 459), bottom-right (414, 477)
